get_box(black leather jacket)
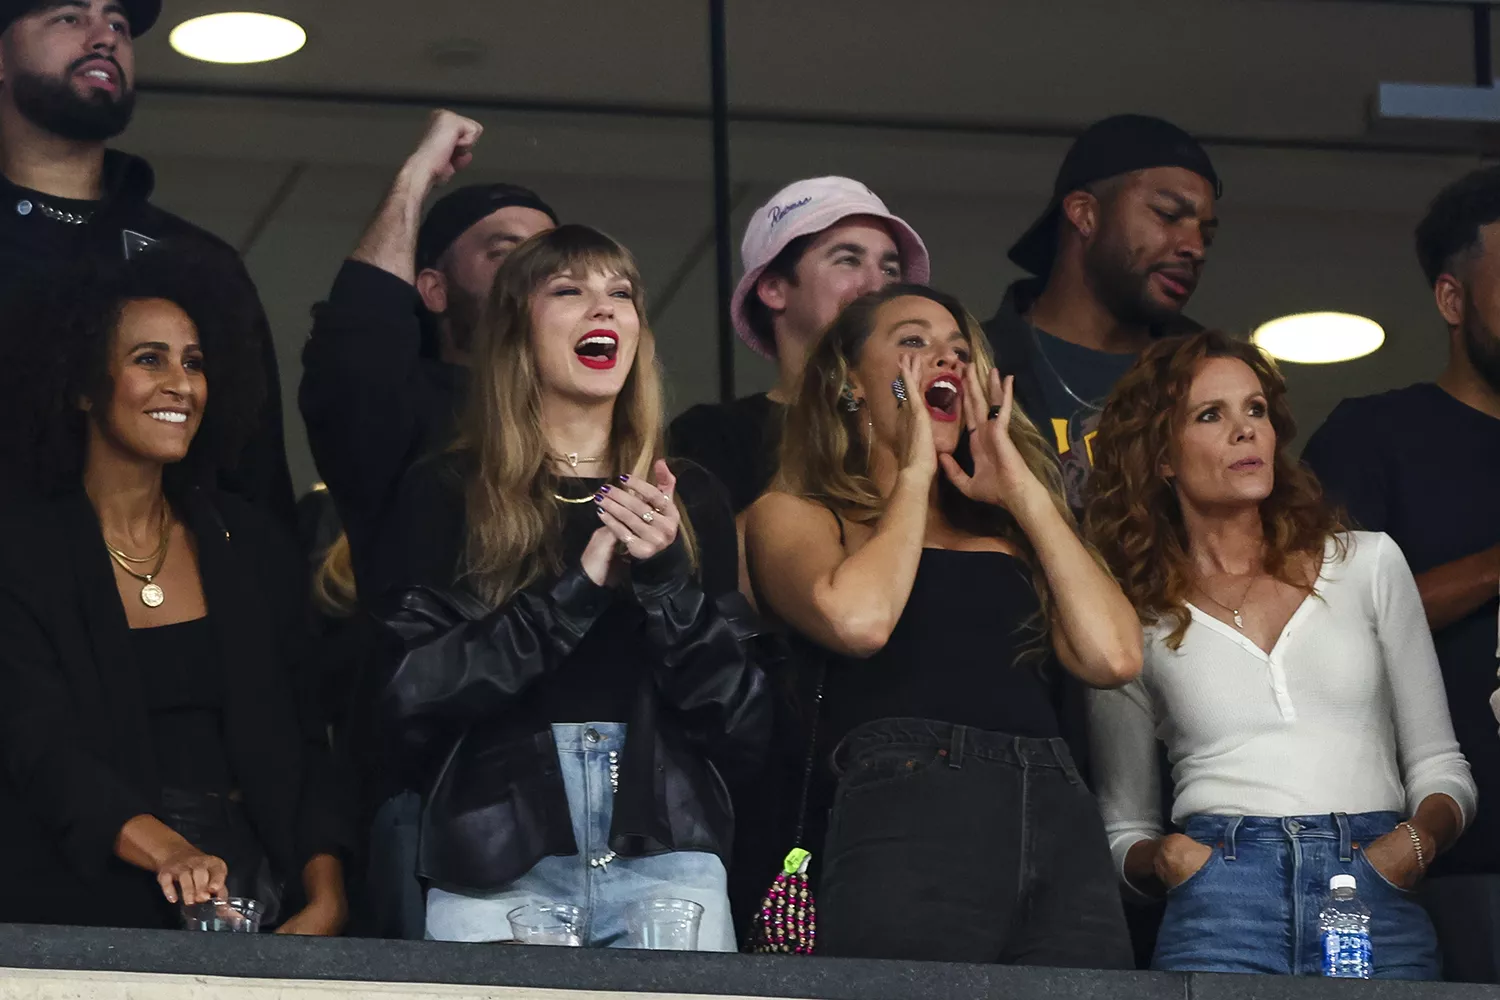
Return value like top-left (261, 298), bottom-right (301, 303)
top-left (379, 541), bottom-right (775, 893)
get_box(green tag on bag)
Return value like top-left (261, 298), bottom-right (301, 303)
top-left (783, 848), bottom-right (811, 875)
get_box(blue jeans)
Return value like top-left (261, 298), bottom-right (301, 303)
top-left (425, 723), bottom-right (735, 950)
top-left (1154, 811), bottom-right (1440, 979)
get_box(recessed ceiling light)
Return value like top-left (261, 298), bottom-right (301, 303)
top-left (1251, 312), bottom-right (1385, 364)
top-left (169, 12), bottom-right (306, 65)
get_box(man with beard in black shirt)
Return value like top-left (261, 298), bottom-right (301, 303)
top-left (1304, 166), bottom-right (1500, 983)
top-left (0, 0), bottom-right (294, 522)
top-left (985, 115), bottom-right (1220, 513)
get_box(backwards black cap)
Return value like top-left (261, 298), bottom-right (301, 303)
top-left (416, 183), bottom-right (559, 271)
top-left (0, 0), bottom-right (161, 35)
top-left (1008, 114), bottom-right (1222, 277)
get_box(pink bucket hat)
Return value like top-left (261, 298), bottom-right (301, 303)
top-left (732, 177), bottom-right (930, 359)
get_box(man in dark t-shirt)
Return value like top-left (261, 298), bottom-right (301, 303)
top-left (670, 176), bottom-right (929, 515)
top-left (1303, 165), bottom-right (1500, 983)
top-left (983, 115), bottom-right (1221, 512)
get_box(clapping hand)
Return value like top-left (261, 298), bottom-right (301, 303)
top-left (581, 460), bottom-right (682, 584)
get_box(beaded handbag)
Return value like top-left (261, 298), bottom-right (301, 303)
top-left (748, 669), bottom-right (824, 955)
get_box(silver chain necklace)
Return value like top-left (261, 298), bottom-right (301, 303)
top-left (17, 197), bottom-right (94, 225)
top-left (38, 201), bottom-right (92, 225)
top-left (1031, 327), bottom-right (1106, 414)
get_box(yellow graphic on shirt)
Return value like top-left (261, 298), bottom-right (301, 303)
top-left (1052, 418), bottom-right (1099, 465)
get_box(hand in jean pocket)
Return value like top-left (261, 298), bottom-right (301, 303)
top-left (1362, 825), bottom-right (1427, 891)
top-left (1155, 833), bottom-right (1214, 891)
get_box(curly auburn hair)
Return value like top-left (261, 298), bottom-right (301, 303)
top-left (1082, 330), bottom-right (1343, 649)
top-left (0, 241), bottom-right (265, 497)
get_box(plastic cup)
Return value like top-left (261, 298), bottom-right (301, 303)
top-left (180, 897), bottom-right (263, 933)
top-left (624, 898), bottom-right (704, 951)
top-left (506, 903), bottom-right (583, 946)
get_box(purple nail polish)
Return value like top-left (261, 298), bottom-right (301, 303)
top-left (600, 484), bottom-right (611, 493)
top-left (593, 493), bottom-right (604, 503)
top-left (619, 474), bottom-right (630, 483)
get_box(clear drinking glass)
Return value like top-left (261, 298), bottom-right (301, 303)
top-left (180, 897), bottom-right (264, 933)
top-left (506, 902), bottom-right (584, 946)
top-left (624, 898), bottom-right (703, 950)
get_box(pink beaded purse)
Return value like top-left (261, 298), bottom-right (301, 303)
top-left (747, 672), bottom-right (823, 955)
top-left (751, 847), bottom-right (815, 953)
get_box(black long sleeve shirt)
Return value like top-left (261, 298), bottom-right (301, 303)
top-left (299, 259), bottom-right (467, 597)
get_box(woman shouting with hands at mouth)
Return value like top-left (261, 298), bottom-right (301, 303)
top-left (745, 284), bottom-right (1141, 966)
top-left (373, 225), bottom-right (770, 949)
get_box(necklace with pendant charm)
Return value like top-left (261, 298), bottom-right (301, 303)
top-left (1199, 573), bottom-right (1260, 631)
top-left (104, 509), bottom-right (171, 607)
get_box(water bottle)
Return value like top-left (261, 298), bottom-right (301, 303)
top-left (1319, 874), bottom-right (1373, 979)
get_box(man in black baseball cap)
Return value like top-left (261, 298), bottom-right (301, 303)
top-left (984, 113), bottom-right (1220, 512)
top-left (0, 0), bottom-right (297, 525)
top-left (300, 109), bottom-right (557, 597)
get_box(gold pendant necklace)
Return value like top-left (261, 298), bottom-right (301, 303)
top-left (551, 452), bottom-right (603, 470)
top-left (105, 510), bottom-right (171, 607)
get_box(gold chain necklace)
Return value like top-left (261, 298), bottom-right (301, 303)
top-left (551, 452), bottom-right (606, 503)
top-left (1197, 573), bottom-right (1260, 630)
top-left (104, 509), bottom-right (171, 607)
top-left (551, 452), bottom-right (602, 469)
top-left (102, 507), bottom-right (169, 565)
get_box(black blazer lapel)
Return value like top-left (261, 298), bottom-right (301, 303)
top-left (186, 490), bottom-right (301, 872)
top-left (56, 491), bottom-right (158, 796)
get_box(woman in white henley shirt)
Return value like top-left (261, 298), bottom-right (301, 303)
top-left (1084, 332), bottom-right (1475, 979)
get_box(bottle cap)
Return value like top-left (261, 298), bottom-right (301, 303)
top-left (1330, 874), bottom-right (1356, 891)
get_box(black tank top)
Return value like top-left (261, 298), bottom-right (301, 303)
top-left (822, 548), bottom-right (1062, 747)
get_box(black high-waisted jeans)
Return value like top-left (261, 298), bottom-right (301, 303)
top-left (819, 718), bottom-right (1133, 968)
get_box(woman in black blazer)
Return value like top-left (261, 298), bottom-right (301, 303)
top-left (0, 248), bottom-right (349, 933)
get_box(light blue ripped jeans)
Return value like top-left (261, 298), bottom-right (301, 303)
top-left (426, 722), bottom-right (735, 950)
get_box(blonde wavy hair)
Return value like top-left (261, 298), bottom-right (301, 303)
top-left (312, 532), bottom-right (358, 616)
top-left (457, 223), bottom-right (694, 608)
top-left (1083, 330), bottom-right (1344, 649)
top-left (777, 284), bottom-right (1079, 645)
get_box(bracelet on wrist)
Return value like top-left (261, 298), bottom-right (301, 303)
top-left (1399, 820), bottom-right (1428, 871)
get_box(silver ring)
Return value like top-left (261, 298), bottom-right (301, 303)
top-left (641, 510), bottom-right (655, 524)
